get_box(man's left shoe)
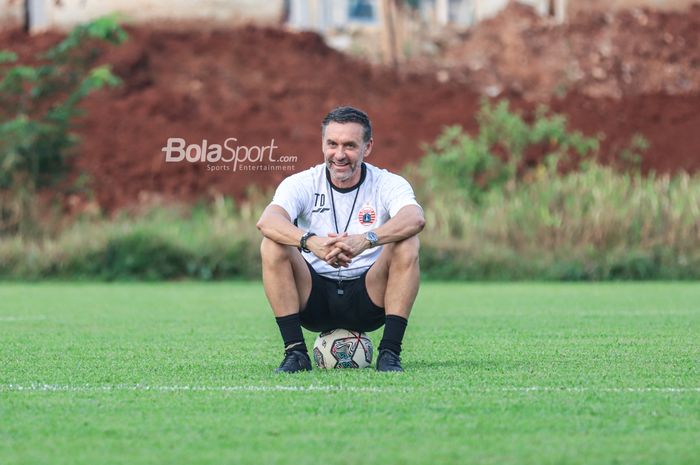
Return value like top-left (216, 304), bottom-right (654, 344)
top-left (376, 349), bottom-right (403, 372)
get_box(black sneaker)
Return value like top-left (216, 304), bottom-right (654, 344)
top-left (275, 350), bottom-right (312, 373)
top-left (376, 349), bottom-right (403, 372)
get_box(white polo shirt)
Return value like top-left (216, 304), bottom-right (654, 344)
top-left (270, 162), bottom-right (421, 280)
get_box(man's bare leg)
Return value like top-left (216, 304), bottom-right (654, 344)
top-left (260, 237), bottom-right (312, 317)
top-left (365, 235), bottom-right (421, 317)
top-left (365, 235), bottom-right (421, 371)
top-left (260, 237), bottom-right (313, 372)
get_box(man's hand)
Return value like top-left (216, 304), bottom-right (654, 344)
top-left (324, 233), bottom-right (370, 265)
top-left (307, 233), bottom-right (353, 268)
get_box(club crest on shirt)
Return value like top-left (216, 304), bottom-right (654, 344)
top-left (358, 205), bottom-right (376, 226)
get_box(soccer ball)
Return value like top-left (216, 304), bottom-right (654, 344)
top-left (313, 329), bottom-right (373, 369)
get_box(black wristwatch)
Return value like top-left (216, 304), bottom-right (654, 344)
top-left (300, 231), bottom-right (316, 253)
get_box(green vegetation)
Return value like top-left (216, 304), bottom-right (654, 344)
top-left (1, 282), bottom-right (699, 465)
top-left (415, 101), bottom-right (600, 205)
top-left (0, 16), bottom-right (126, 236)
top-left (0, 100), bottom-right (698, 280)
top-left (0, 197), bottom-right (264, 280)
top-left (414, 164), bottom-right (700, 280)
top-left (409, 101), bottom-right (700, 280)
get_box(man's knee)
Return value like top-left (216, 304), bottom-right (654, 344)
top-left (391, 235), bottom-right (420, 267)
top-left (260, 237), bottom-right (293, 265)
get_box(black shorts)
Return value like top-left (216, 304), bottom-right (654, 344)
top-left (300, 261), bottom-right (386, 333)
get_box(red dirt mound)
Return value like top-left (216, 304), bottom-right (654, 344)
top-left (551, 92), bottom-right (700, 173)
top-left (1, 18), bottom-right (699, 212)
top-left (436, 2), bottom-right (700, 100)
top-left (3, 24), bottom-right (482, 210)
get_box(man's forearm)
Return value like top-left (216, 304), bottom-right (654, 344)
top-left (256, 210), bottom-right (304, 247)
top-left (372, 205), bottom-right (425, 246)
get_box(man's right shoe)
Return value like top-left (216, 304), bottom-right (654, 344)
top-left (376, 349), bottom-right (404, 372)
top-left (275, 350), bottom-right (312, 373)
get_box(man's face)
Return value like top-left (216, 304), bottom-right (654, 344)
top-left (322, 122), bottom-right (373, 187)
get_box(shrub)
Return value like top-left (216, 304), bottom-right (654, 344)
top-left (406, 101), bottom-right (699, 280)
top-left (415, 100), bottom-right (599, 205)
top-left (0, 16), bottom-right (126, 236)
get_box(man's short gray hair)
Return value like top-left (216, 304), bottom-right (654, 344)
top-left (321, 106), bottom-right (372, 143)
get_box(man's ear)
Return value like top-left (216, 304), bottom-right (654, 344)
top-left (364, 138), bottom-right (374, 158)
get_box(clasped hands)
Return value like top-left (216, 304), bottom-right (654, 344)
top-left (307, 232), bottom-right (369, 268)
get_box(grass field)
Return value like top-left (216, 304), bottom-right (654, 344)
top-left (1, 282), bottom-right (699, 465)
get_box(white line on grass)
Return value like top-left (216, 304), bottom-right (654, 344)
top-left (494, 386), bottom-right (700, 393)
top-left (0, 316), bottom-right (47, 322)
top-left (1, 384), bottom-right (698, 394)
top-left (0, 384), bottom-right (396, 393)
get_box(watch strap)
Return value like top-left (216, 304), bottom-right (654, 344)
top-left (365, 231), bottom-right (378, 248)
top-left (300, 232), bottom-right (316, 253)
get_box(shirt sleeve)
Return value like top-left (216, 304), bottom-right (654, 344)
top-left (269, 172), bottom-right (311, 221)
top-left (381, 172), bottom-right (421, 217)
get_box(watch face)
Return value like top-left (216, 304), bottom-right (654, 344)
top-left (367, 231), bottom-right (378, 243)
